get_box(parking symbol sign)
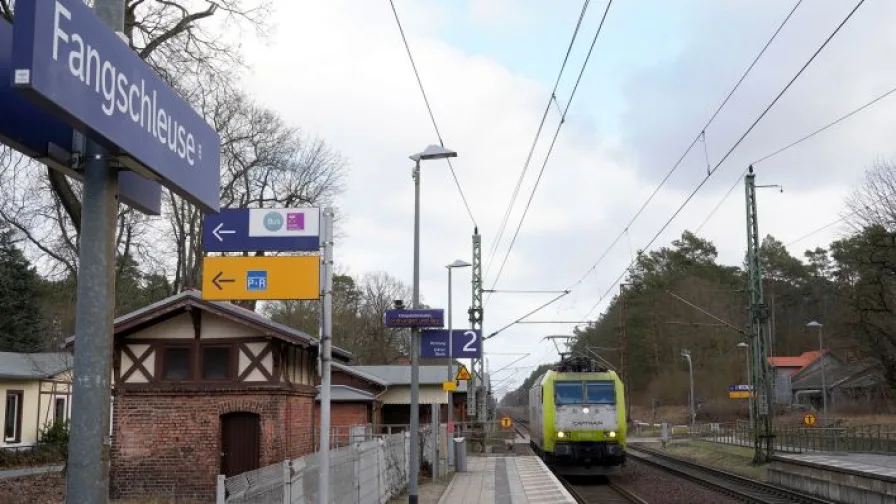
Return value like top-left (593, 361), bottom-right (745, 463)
top-left (246, 270), bottom-right (268, 291)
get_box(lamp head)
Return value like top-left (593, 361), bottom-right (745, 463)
top-left (410, 144), bottom-right (457, 162)
top-left (447, 259), bottom-right (472, 269)
top-left (806, 321), bottom-right (823, 328)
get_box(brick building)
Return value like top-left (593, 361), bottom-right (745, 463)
top-left (314, 363), bottom-right (386, 446)
top-left (66, 291), bottom-right (351, 501)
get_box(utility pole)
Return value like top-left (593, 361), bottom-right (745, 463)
top-left (468, 228), bottom-right (484, 424)
top-left (745, 165), bottom-right (775, 463)
top-left (318, 209), bottom-right (334, 504)
top-left (619, 284), bottom-right (631, 420)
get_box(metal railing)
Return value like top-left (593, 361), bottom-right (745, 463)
top-left (683, 421), bottom-right (896, 454)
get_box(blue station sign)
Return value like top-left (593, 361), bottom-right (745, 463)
top-left (420, 329), bottom-right (482, 359)
top-left (203, 208), bottom-right (321, 252)
top-left (11, 0), bottom-right (220, 212)
top-left (0, 17), bottom-right (160, 215)
top-left (384, 309), bottom-right (444, 329)
top-left (728, 384), bottom-right (753, 392)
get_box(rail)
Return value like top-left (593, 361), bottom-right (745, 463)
top-left (627, 446), bottom-right (834, 504)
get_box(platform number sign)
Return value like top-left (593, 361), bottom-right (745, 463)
top-left (803, 412), bottom-right (817, 426)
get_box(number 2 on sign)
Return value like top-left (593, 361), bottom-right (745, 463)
top-left (462, 330), bottom-right (477, 353)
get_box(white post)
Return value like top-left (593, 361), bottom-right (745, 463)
top-left (282, 460), bottom-right (291, 504)
top-left (431, 403), bottom-right (439, 479)
top-left (216, 475), bottom-right (226, 504)
top-left (318, 209), bottom-right (335, 504)
top-left (446, 266), bottom-right (453, 468)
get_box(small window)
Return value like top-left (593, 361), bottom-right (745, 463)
top-left (202, 346), bottom-right (232, 380)
top-left (554, 381), bottom-right (583, 405)
top-left (4, 391), bottom-right (23, 443)
top-left (54, 397), bottom-right (67, 424)
top-left (586, 381), bottom-right (616, 404)
top-left (162, 347), bottom-right (192, 381)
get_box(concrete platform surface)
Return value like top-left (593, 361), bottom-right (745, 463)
top-left (437, 456), bottom-right (575, 504)
top-left (776, 453), bottom-right (896, 480)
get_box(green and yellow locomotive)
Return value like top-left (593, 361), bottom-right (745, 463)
top-left (528, 356), bottom-right (626, 475)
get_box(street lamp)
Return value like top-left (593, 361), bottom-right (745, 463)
top-left (737, 342), bottom-right (753, 426)
top-left (446, 259), bottom-right (471, 456)
top-left (806, 321), bottom-right (827, 420)
top-left (409, 144), bottom-right (457, 504)
top-left (681, 349), bottom-right (695, 428)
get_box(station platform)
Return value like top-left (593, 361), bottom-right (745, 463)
top-left (769, 452), bottom-right (896, 504)
top-left (437, 456), bottom-right (575, 504)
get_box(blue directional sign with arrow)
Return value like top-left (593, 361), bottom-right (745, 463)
top-left (203, 208), bottom-right (321, 252)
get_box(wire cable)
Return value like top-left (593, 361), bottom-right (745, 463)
top-left (388, 0), bottom-right (478, 227)
top-left (582, 0), bottom-right (866, 320)
top-left (484, 0), bottom-right (592, 280)
top-left (569, 0), bottom-right (803, 290)
top-left (486, 0), bottom-right (614, 303)
top-left (696, 82), bottom-right (896, 233)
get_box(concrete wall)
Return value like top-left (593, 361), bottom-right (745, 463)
top-left (769, 458), bottom-right (896, 504)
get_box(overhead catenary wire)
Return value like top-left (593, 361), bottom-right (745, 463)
top-left (582, 0), bottom-right (867, 320)
top-left (484, 0), bottom-right (593, 282)
top-left (569, 0), bottom-right (803, 290)
top-left (387, 0), bottom-right (477, 228)
top-left (696, 82), bottom-right (896, 233)
top-left (486, 0), bottom-right (615, 304)
top-left (783, 186), bottom-right (896, 248)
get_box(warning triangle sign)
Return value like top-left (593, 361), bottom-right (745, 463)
top-left (455, 365), bottom-right (471, 381)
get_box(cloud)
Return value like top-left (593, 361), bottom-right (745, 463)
top-left (238, 0), bottom-right (891, 395)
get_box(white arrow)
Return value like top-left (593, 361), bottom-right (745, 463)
top-left (213, 222), bottom-right (236, 242)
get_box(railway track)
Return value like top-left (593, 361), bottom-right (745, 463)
top-left (627, 446), bottom-right (834, 504)
top-left (559, 475), bottom-right (648, 504)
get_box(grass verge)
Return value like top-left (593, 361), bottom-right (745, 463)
top-left (634, 440), bottom-right (767, 481)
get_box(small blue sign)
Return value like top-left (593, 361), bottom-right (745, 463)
top-left (420, 329), bottom-right (482, 359)
top-left (11, 0), bottom-right (220, 212)
top-left (202, 208), bottom-right (321, 252)
top-left (728, 384), bottom-right (753, 392)
top-left (0, 17), bottom-right (160, 215)
top-left (246, 270), bottom-right (268, 291)
top-left (384, 309), bottom-right (444, 328)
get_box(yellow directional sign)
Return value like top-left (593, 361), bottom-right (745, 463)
top-left (500, 416), bottom-right (512, 428)
top-left (729, 391), bottom-right (751, 399)
top-left (455, 365), bottom-right (471, 381)
top-left (442, 381), bottom-right (457, 392)
top-left (803, 412), bottom-right (817, 426)
top-left (202, 256), bottom-right (320, 301)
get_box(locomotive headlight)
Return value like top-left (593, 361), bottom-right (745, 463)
top-left (557, 431), bottom-right (566, 438)
top-left (582, 407), bottom-right (590, 414)
top-left (609, 431), bottom-right (617, 438)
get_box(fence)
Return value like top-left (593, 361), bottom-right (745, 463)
top-left (685, 421), bottom-right (896, 454)
top-left (218, 432), bottom-right (410, 504)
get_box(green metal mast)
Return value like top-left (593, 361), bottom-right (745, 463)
top-left (745, 165), bottom-right (774, 463)
top-left (468, 228), bottom-right (484, 422)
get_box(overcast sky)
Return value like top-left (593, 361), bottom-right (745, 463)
top-left (239, 0), bottom-right (896, 396)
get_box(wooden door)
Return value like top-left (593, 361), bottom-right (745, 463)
top-left (221, 412), bottom-right (261, 477)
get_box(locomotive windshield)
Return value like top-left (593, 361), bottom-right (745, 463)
top-left (554, 380), bottom-right (616, 405)
top-left (554, 381), bottom-right (583, 405)
top-left (586, 381), bottom-right (616, 404)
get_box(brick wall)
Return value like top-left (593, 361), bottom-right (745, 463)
top-left (314, 402), bottom-right (372, 446)
top-left (110, 388), bottom-right (314, 501)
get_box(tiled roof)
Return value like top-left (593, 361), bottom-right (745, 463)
top-left (62, 290), bottom-right (353, 360)
top-left (768, 351), bottom-right (824, 373)
top-left (0, 352), bottom-right (71, 380)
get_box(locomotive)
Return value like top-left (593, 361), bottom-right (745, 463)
top-left (528, 355), bottom-right (627, 475)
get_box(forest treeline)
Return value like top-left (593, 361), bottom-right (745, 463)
top-left (501, 161), bottom-right (896, 412)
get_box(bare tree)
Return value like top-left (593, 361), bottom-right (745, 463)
top-left (167, 89), bottom-right (347, 292)
top-left (0, 0), bottom-right (270, 276)
top-left (845, 159), bottom-right (896, 232)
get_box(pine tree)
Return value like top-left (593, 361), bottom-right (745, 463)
top-left (0, 225), bottom-right (47, 352)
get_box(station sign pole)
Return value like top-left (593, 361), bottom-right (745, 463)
top-left (318, 209), bottom-right (334, 504)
